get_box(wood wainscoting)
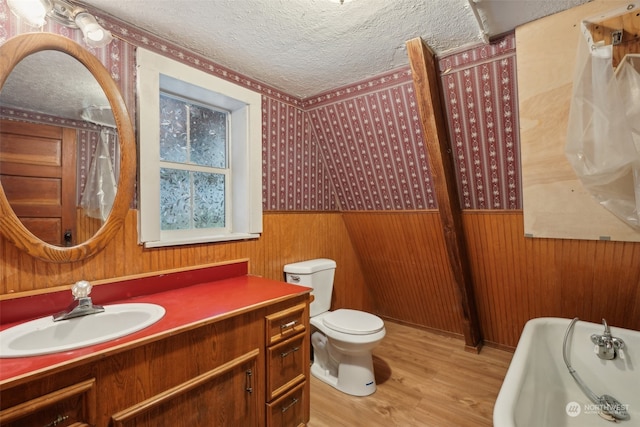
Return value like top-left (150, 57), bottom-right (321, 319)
top-left (0, 210), bottom-right (373, 315)
top-left (463, 211), bottom-right (640, 349)
top-left (342, 211), bottom-right (465, 336)
top-left (2, 209), bottom-right (639, 349)
top-left (342, 210), bottom-right (640, 349)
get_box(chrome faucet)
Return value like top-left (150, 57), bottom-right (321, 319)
top-left (53, 280), bottom-right (104, 321)
top-left (590, 318), bottom-right (625, 360)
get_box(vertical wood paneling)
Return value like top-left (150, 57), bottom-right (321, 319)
top-left (76, 209), bottom-right (102, 244)
top-left (338, 210), bottom-right (640, 348)
top-left (342, 211), bottom-right (465, 335)
top-left (2, 210), bottom-right (639, 349)
top-left (1, 211), bottom-right (371, 314)
top-left (463, 211), bottom-right (640, 349)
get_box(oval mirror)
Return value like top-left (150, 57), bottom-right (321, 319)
top-left (1, 50), bottom-right (116, 247)
top-left (0, 33), bottom-right (136, 262)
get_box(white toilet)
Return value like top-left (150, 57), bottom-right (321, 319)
top-left (283, 258), bottom-right (385, 396)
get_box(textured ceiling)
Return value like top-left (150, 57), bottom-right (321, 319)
top-left (79, 0), bottom-right (590, 99)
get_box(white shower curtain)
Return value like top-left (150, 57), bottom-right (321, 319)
top-left (80, 128), bottom-right (117, 222)
top-left (565, 16), bottom-right (640, 231)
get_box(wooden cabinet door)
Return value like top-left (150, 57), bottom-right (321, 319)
top-left (111, 349), bottom-right (261, 427)
top-left (0, 119), bottom-right (76, 246)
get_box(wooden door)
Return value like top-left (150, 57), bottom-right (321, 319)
top-left (111, 350), bottom-right (261, 427)
top-left (0, 119), bottom-right (77, 246)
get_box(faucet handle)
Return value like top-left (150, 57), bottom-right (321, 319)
top-left (71, 280), bottom-right (92, 299)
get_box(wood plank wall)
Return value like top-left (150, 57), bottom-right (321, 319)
top-left (342, 210), bottom-right (640, 349)
top-left (2, 209), bottom-right (639, 349)
top-left (0, 211), bottom-right (373, 315)
top-left (342, 211), bottom-right (465, 335)
top-left (464, 211), bottom-right (640, 349)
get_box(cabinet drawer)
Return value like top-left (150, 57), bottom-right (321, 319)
top-left (0, 378), bottom-right (96, 427)
top-left (266, 381), bottom-right (306, 427)
top-left (266, 303), bottom-right (307, 346)
top-left (267, 333), bottom-right (306, 400)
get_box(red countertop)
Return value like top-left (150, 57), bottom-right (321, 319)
top-left (0, 262), bottom-right (311, 387)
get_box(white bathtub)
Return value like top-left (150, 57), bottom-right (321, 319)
top-left (494, 317), bottom-right (639, 427)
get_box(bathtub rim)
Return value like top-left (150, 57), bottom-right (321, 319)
top-left (493, 316), bottom-right (638, 427)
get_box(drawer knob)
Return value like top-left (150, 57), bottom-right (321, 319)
top-left (281, 397), bottom-right (299, 413)
top-left (280, 346), bottom-right (300, 358)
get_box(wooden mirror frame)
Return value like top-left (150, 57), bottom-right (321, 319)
top-left (0, 33), bottom-right (136, 262)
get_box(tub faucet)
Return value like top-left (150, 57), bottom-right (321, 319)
top-left (53, 280), bottom-right (104, 321)
top-left (590, 318), bottom-right (625, 360)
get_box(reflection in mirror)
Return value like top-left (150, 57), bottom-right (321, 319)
top-left (0, 33), bottom-right (136, 263)
top-left (0, 50), bottom-right (119, 247)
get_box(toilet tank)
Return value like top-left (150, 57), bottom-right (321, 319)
top-left (284, 258), bottom-right (336, 317)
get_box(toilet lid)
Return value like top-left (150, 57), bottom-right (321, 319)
top-left (322, 309), bottom-right (384, 335)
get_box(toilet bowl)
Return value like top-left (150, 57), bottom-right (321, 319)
top-left (284, 259), bottom-right (385, 396)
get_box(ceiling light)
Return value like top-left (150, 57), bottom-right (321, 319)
top-left (7, 0), bottom-right (113, 48)
top-left (328, 0), bottom-right (354, 4)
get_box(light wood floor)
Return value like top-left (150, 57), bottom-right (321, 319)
top-left (308, 321), bottom-right (513, 427)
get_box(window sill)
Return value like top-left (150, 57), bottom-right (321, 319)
top-left (143, 232), bottom-right (260, 248)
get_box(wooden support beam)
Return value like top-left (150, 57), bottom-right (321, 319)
top-left (405, 37), bottom-right (483, 352)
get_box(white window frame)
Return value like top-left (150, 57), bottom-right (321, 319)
top-left (137, 48), bottom-right (262, 248)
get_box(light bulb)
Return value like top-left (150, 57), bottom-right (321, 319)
top-left (7, 0), bottom-right (51, 28)
top-left (75, 12), bottom-right (113, 48)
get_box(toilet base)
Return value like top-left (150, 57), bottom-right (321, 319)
top-left (311, 353), bottom-right (377, 396)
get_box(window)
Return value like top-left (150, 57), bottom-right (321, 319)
top-left (137, 48), bottom-right (262, 247)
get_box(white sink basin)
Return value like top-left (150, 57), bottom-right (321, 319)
top-left (0, 303), bottom-right (165, 358)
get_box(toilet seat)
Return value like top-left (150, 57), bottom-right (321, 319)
top-left (322, 309), bottom-right (384, 335)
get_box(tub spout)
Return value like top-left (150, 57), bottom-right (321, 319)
top-left (564, 318), bottom-right (630, 422)
top-left (591, 318), bottom-right (625, 360)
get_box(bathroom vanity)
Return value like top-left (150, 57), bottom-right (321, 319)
top-left (0, 261), bottom-right (311, 427)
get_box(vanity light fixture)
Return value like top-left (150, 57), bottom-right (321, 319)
top-left (6, 0), bottom-right (49, 27)
top-left (7, 0), bottom-right (113, 48)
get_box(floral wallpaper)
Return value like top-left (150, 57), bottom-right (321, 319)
top-left (1, 2), bottom-right (521, 213)
top-left (262, 97), bottom-right (336, 211)
top-left (438, 35), bottom-right (521, 210)
top-left (306, 71), bottom-right (436, 210)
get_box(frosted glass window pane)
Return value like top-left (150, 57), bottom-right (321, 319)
top-left (160, 168), bottom-right (190, 230)
top-left (193, 172), bottom-right (225, 228)
top-left (159, 94), bottom-right (187, 163)
top-left (190, 105), bottom-right (227, 168)
top-left (158, 92), bottom-right (229, 233)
